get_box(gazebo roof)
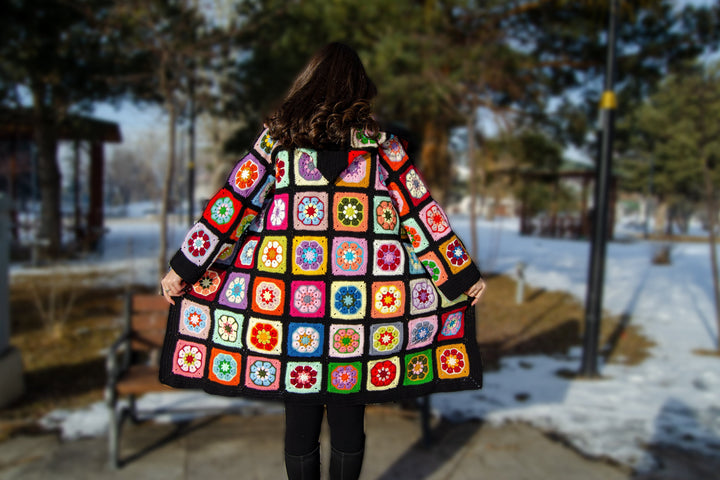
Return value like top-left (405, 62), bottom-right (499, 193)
top-left (0, 108), bottom-right (121, 143)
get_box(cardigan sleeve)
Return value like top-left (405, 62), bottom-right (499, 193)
top-left (169, 128), bottom-right (277, 285)
top-left (378, 134), bottom-right (482, 300)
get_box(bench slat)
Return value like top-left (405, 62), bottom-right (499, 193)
top-left (116, 365), bottom-right (169, 396)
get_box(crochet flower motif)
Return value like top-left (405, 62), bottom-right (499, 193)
top-left (445, 239), bottom-right (468, 266)
top-left (260, 132), bottom-right (275, 154)
top-left (376, 201), bottom-right (397, 231)
top-left (374, 285), bottom-right (402, 314)
top-left (249, 360), bottom-right (277, 387)
top-left (193, 270), bottom-right (221, 296)
top-left (439, 347), bottom-right (465, 374)
top-left (422, 259), bottom-right (441, 282)
top-left (217, 315), bottom-right (239, 342)
top-left (341, 158), bottom-right (366, 183)
top-left (177, 345), bottom-right (203, 373)
top-left (212, 353), bottom-right (237, 382)
top-left (298, 196), bottom-right (325, 226)
top-left (235, 159), bottom-right (259, 190)
top-left (270, 198), bottom-right (286, 227)
top-left (410, 321), bottom-right (434, 345)
top-left (441, 312), bottom-right (463, 337)
top-left (295, 240), bottom-right (323, 271)
top-left (335, 286), bottom-right (362, 315)
top-left (256, 282), bottom-right (281, 311)
top-left (187, 229), bottom-right (211, 258)
top-left (183, 306), bottom-right (207, 333)
top-left (331, 365), bottom-right (358, 390)
top-left (250, 322), bottom-right (279, 352)
top-left (261, 240), bottom-right (284, 269)
top-left (210, 196), bottom-right (235, 225)
top-left (383, 137), bottom-right (405, 163)
top-left (224, 276), bottom-right (247, 304)
top-left (405, 169), bottom-right (427, 199)
top-left (335, 241), bottom-right (364, 272)
top-left (412, 280), bottom-right (436, 310)
top-left (337, 197), bottom-right (364, 226)
top-left (298, 152), bottom-right (322, 181)
top-left (425, 204), bottom-right (450, 234)
top-left (373, 326), bottom-right (400, 352)
top-left (406, 354), bottom-right (429, 381)
top-left (293, 284), bottom-right (323, 314)
top-left (388, 188), bottom-right (405, 214)
top-left (239, 239), bottom-right (258, 266)
top-left (290, 365), bottom-right (318, 389)
top-left (333, 328), bottom-right (361, 354)
top-left (275, 157), bottom-right (286, 183)
top-left (292, 326), bottom-right (321, 353)
top-left (370, 360), bottom-right (397, 387)
top-left (404, 225), bottom-right (422, 249)
top-left (376, 243), bottom-right (401, 272)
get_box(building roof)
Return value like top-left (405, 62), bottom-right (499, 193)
top-left (0, 108), bottom-right (122, 143)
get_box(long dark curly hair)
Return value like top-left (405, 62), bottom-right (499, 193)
top-left (266, 42), bottom-right (380, 149)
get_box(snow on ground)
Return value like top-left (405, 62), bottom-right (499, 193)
top-left (14, 214), bottom-right (720, 472)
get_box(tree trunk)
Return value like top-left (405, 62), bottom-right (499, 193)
top-left (467, 112), bottom-right (478, 260)
top-left (419, 120), bottom-right (450, 205)
top-left (703, 162), bottom-right (720, 350)
top-left (158, 100), bottom-right (177, 283)
top-left (31, 89), bottom-right (62, 258)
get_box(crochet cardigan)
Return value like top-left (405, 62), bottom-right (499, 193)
top-left (159, 128), bottom-right (484, 404)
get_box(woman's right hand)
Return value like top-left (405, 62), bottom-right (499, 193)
top-left (160, 268), bottom-right (188, 305)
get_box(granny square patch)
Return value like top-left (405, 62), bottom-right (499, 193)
top-left (375, 162), bottom-right (389, 190)
top-left (218, 272), bottom-right (250, 309)
top-left (441, 236), bottom-right (472, 274)
top-left (420, 201), bottom-right (452, 242)
top-left (380, 135), bottom-right (409, 170)
top-left (251, 175), bottom-right (275, 207)
top-left (373, 197), bottom-right (399, 235)
top-left (402, 349), bottom-right (434, 386)
top-left (251, 277), bottom-right (285, 316)
top-left (436, 344), bottom-right (470, 379)
top-left (329, 324), bottom-right (365, 358)
top-left (402, 218), bottom-right (429, 253)
top-left (333, 192), bottom-right (368, 232)
top-left (330, 281), bottom-right (366, 320)
top-left (331, 238), bottom-right (368, 276)
top-left (409, 278), bottom-right (439, 315)
top-left (246, 317), bottom-right (283, 356)
top-left (212, 243), bottom-right (236, 266)
top-left (419, 252), bottom-right (448, 286)
top-left (400, 165), bottom-right (430, 206)
top-left (245, 356), bottom-right (281, 390)
top-left (289, 281), bottom-right (326, 318)
top-left (372, 240), bottom-right (405, 276)
top-left (327, 362), bottom-right (362, 394)
top-left (267, 194), bottom-right (289, 230)
top-left (181, 223), bottom-right (219, 266)
top-left (287, 322), bottom-right (324, 357)
top-left (292, 236), bottom-right (328, 275)
top-left (404, 243), bottom-right (425, 275)
top-left (386, 182), bottom-right (409, 217)
top-left (367, 357), bottom-right (400, 391)
top-left (254, 130), bottom-right (276, 162)
top-left (369, 322), bottom-right (403, 356)
top-left (294, 192), bottom-right (329, 231)
top-left (371, 281), bottom-right (405, 319)
top-left (285, 362), bottom-right (322, 393)
top-left (295, 148), bottom-right (329, 186)
top-left (406, 316), bottom-right (438, 350)
top-left (438, 307), bottom-right (466, 340)
top-left (256, 236), bottom-right (287, 274)
top-left (188, 268), bottom-right (225, 302)
top-left (230, 209), bottom-right (258, 241)
top-left (230, 153), bottom-right (266, 196)
top-left (275, 151), bottom-right (290, 189)
top-left (178, 299), bottom-right (211, 339)
top-left (171, 339), bottom-right (207, 378)
top-left (438, 288), bottom-right (468, 308)
top-left (208, 348), bottom-right (242, 386)
top-left (235, 236), bottom-right (260, 269)
top-left (337, 151), bottom-right (371, 187)
top-left (212, 309), bottom-right (244, 349)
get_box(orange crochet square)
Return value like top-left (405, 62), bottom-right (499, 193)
top-left (250, 277), bottom-right (285, 317)
top-left (208, 348), bottom-right (243, 386)
top-left (370, 281), bottom-right (406, 319)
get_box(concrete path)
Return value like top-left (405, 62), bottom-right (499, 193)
top-left (0, 406), bottom-right (635, 480)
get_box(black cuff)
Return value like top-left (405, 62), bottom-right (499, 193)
top-left (437, 265), bottom-right (483, 301)
top-left (169, 250), bottom-right (205, 286)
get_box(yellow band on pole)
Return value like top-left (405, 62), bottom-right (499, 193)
top-left (600, 91), bottom-right (617, 110)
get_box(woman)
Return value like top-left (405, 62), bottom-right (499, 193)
top-left (160, 42), bottom-right (486, 480)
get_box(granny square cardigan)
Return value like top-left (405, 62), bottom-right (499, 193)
top-left (159, 128), bottom-right (484, 404)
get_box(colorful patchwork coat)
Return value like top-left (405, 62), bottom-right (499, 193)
top-left (159, 128), bottom-right (484, 404)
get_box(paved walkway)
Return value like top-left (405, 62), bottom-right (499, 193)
top-left (0, 406), bottom-right (637, 480)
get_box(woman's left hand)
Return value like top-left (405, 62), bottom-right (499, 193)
top-left (160, 268), bottom-right (187, 305)
top-left (464, 278), bottom-right (486, 306)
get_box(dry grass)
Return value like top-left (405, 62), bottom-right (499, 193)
top-left (693, 349), bottom-right (720, 357)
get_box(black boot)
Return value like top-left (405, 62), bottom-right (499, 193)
top-left (329, 446), bottom-right (364, 480)
top-left (285, 444), bottom-right (320, 480)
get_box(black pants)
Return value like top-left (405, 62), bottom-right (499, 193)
top-left (284, 403), bottom-right (366, 456)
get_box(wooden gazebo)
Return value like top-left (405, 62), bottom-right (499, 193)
top-left (0, 108), bottom-right (122, 251)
